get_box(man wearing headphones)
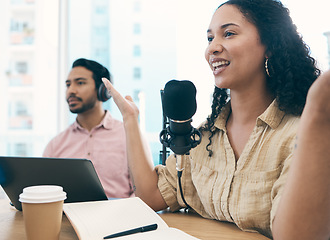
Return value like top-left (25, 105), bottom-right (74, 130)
top-left (43, 58), bottom-right (134, 198)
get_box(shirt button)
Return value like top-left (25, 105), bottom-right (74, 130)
top-left (87, 153), bottom-right (90, 156)
top-left (89, 134), bottom-right (92, 138)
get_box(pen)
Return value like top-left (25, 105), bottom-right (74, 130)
top-left (103, 223), bottom-right (158, 239)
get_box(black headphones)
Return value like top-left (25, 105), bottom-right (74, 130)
top-left (97, 80), bottom-right (111, 102)
top-left (97, 75), bottom-right (113, 102)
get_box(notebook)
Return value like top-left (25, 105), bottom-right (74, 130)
top-left (0, 156), bottom-right (108, 211)
top-left (63, 197), bottom-right (200, 240)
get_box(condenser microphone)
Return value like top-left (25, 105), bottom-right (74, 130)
top-left (159, 80), bottom-right (201, 209)
top-left (160, 80), bottom-right (201, 156)
top-left (162, 80), bottom-right (197, 121)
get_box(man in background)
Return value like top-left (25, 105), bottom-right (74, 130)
top-left (43, 58), bottom-right (134, 198)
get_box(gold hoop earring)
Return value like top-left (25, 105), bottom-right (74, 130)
top-left (265, 58), bottom-right (271, 77)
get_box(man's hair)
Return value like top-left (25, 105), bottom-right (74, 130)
top-left (72, 58), bottom-right (112, 90)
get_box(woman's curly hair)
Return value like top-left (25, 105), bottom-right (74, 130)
top-left (200, 0), bottom-right (321, 157)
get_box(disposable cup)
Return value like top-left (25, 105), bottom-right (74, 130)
top-left (19, 185), bottom-right (67, 240)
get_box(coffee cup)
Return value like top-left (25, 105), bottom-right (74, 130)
top-left (19, 185), bottom-right (67, 240)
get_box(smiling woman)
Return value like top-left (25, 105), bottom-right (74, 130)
top-left (0, 0), bottom-right (329, 238)
top-left (100, 0), bottom-right (325, 239)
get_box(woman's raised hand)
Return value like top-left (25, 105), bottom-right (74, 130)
top-left (102, 77), bottom-right (139, 123)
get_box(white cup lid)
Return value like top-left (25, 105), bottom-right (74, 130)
top-left (19, 185), bottom-right (67, 204)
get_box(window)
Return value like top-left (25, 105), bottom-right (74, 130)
top-left (16, 61), bottom-right (28, 74)
top-left (133, 23), bottom-right (141, 35)
top-left (95, 6), bottom-right (107, 14)
top-left (16, 101), bottom-right (28, 115)
top-left (14, 143), bottom-right (28, 156)
top-left (133, 67), bottom-right (141, 79)
top-left (133, 89), bottom-right (140, 102)
top-left (133, 1), bottom-right (141, 12)
top-left (133, 45), bottom-right (141, 57)
top-left (10, 13), bottom-right (35, 45)
top-left (93, 26), bottom-right (108, 35)
top-left (7, 142), bottom-right (31, 157)
top-left (8, 95), bottom-right (33, 129)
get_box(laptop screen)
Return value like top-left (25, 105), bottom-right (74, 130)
top-left (0, 156), bottom-right (108, 210)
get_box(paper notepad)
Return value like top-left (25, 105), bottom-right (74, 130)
top-left (63, 197), bottom-right (199, 240)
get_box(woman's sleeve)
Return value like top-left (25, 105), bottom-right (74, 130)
top-left (155, 154), bottom-right (181, 211)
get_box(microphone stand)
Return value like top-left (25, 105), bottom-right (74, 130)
top-left (159, 90), bottom-right (170, 165)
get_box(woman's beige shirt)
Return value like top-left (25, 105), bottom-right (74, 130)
top-left (156, 101), bottom-right (300, 238)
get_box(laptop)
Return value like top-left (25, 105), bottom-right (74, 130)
top-left (0, 156), bottom-right (108, 211)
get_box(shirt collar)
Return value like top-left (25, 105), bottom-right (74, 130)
top-left (102, 110), bottom-right (114, 130)
top-left (214, 100), bottom-right (285, 131)
top-left (72, 110), bottom-right (114, 131)
top-left (257, 100), bottom-right (285, 129)
top-left (214, 102), bottom-right (231, 131)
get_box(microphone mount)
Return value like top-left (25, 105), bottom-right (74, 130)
top-left (159, 119), bottom-right (201, 156)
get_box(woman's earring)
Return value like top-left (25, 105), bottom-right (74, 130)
top-left (265, 58), bottom-right (271, 77)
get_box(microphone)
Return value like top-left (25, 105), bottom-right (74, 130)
top-left (159, 80), bottom-right (201, 209)
top-left (162, 80), bottom-right (197, 122)
top-left (159, 80), bottom-right (201, 156)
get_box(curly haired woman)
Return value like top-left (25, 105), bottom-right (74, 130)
top-left (102, 0), bottom-right (329, 239)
